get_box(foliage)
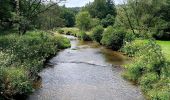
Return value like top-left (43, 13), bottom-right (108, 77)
top-left (123, 40), bottom-right (165, 80)
top-left (58, 29), bottom-right (64, 34)
top-left (76, 11), bottom-right (92, 31)
top-left (91, 25), bottom-right (104, 43)
top-left (0, 31), bottom-right (70, 99)
top-left (122, 40), bottom-right (170, 99)
top-left (147, 78), bottom-right (170, 100)
top-left (84, 0), bottom-right (117, 19)
top-left (60, 7), bottom-right (76, 27)
top-left (139, 72), bottom-right (159, 92)
top-left (90, 18), bottom-right (101, 28)
top-left (101, 26), bottom-right (126, 51)
top-left (78, 31), bottom-right (92, 41)
top-left (120, 40), bottom-right (147, 57)
top-left (101, 14), bottom-right (115, 28)
top-left (58, 27), bottom-right (80, 37)
top-left (0, 67), bottom-right (32, 97)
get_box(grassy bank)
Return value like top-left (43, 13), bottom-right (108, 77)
top-left (0, 30), bottom-right (70, 99)
top-left (121, 39), bottom-right (170, 100)
top-left (132, 40), bottom-right (170, 61)
top-left (157, 41), bottom-right (170, 61)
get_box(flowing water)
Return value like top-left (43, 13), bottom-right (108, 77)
top-left (28, 35), bottom-right (144, 100)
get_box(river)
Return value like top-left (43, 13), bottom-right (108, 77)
top-left (28, 35), bottom-right (144, 100)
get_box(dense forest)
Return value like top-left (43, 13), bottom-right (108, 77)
top-left (0, 0), bottom-right (170, 100)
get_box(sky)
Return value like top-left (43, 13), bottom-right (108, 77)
top-left (59, 0), bottom-right (122, 7)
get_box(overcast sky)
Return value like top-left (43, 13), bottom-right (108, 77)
top-left (59, 0), bottom-right (123, 7)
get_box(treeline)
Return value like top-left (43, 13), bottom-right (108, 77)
top-left (0, 0), bottom-right (78, 34)
top-left (74, 0), bottom-right (170, 41)
top-left (116, 0), bottom-right (170, 40)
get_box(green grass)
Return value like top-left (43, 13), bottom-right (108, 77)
top-left (157, 41), bottom-right (170, 61)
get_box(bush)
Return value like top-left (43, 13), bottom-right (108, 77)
top-left (0, 31), bottom-right (71, 99)
top-left (147, 78), bottom-right (170, 100)
top-left (124, 32), bottom-right (136, 42)
top-left (120, 40), bottom-right (147, 57)
top-left (91, 25), bottom-right (104, 43)
top-left (0, 67), bottom-right (32, 98)
top-left (91, 18), bottom-right (101, 28)
top-left (101, 26), bottom-right (126, 51)
top-left (139, 73), bottom-right (159, 92)
top-left (123, 40), bottom-right (169, 100)
top-left (79, 31), bottom-right (92, 41)
top-left (101, 14), bottom-right (115, 28)
top-left (124, 40), bottom-right (165, 80)
top-left (58, 29), bottom-right (64, 34)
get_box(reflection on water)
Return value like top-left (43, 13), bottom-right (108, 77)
top-left (28, 35), bottom-right (144, 100)
top-left (78, 40), bottom-right (130, 65)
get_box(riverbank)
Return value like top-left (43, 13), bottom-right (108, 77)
top-left (0, 30), bottom-right (71, 100)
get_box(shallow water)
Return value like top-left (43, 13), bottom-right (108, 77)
top-left (28, 35), bottom-right (144, 100)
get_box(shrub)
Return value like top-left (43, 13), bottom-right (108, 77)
top-left (0, 67), bottom-right (32, 99)
top-left (101, 26), bottom-right (126, 51)
top-left (0, 31), bottom-right (71, 99)
top-left (139, 73), bottom-right (159, 92)
top-left (147, 78), bottom-right (170, 100)
top-left (101, 14), bottom-right (115, 28)
top-left (124, 32), bottom-right (136, 42)
top-left (91, 25), bottom-right (104, 43)
top-left (79, 31), bottom-right (92, 41)
top-left (55, 35), bottom-right (71, 49)
top-left (58, 29), bottom-right (64, 34)
top-left (123, 40), bottom-right (165, 80)
top-left (91, 18), bottom-right (101, 28)
top-left (120, 40), bottom-right (147, 57)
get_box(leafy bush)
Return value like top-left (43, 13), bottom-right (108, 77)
top-left (91, 25), bottom-right (104, 43)
top-left (91, 18), bottom-right (101, 28)
top-left (124, 32), bottom-right (136, 42)
top-left (101, 26), bottom-right (126, 51)
top-left (123, 40), bottom-right (165, 80)
top-left (123, 40), bottom-right (169, 100)
top-left (147, 78), bottom-right (170, 100)
top-left (0, 67), bottom-right (32, 97)
top-left (139, 73), bottom-right (159, 92)
top-left (78, 31), bottom-right (92, 41)
top-left (101, 14), bottom-right (115, 28)
top-left (0, 31), bottom-right (71, 99)
top-left (120, 40), bottom-right (147, 57)
top-left (58, 29), bottom-right (64, 34)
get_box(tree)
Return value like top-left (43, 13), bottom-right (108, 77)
top-left (0, 0), bottom-right (66, 34)
top-left (101, 14), bottom-right (115, 28)
top-left (0, 0), bottom-right (14, 30)
top-left (60, 7), bottom-right (75, 27)
top-left (76, 11), bottom-right (92, 31)
top-left (84, 0), bottom-right (116, 19)
top-left (116, 0), bottom-right (166, 37)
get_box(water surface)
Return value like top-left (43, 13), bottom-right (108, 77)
top-left (28, 35), bottom-right (144, 100)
